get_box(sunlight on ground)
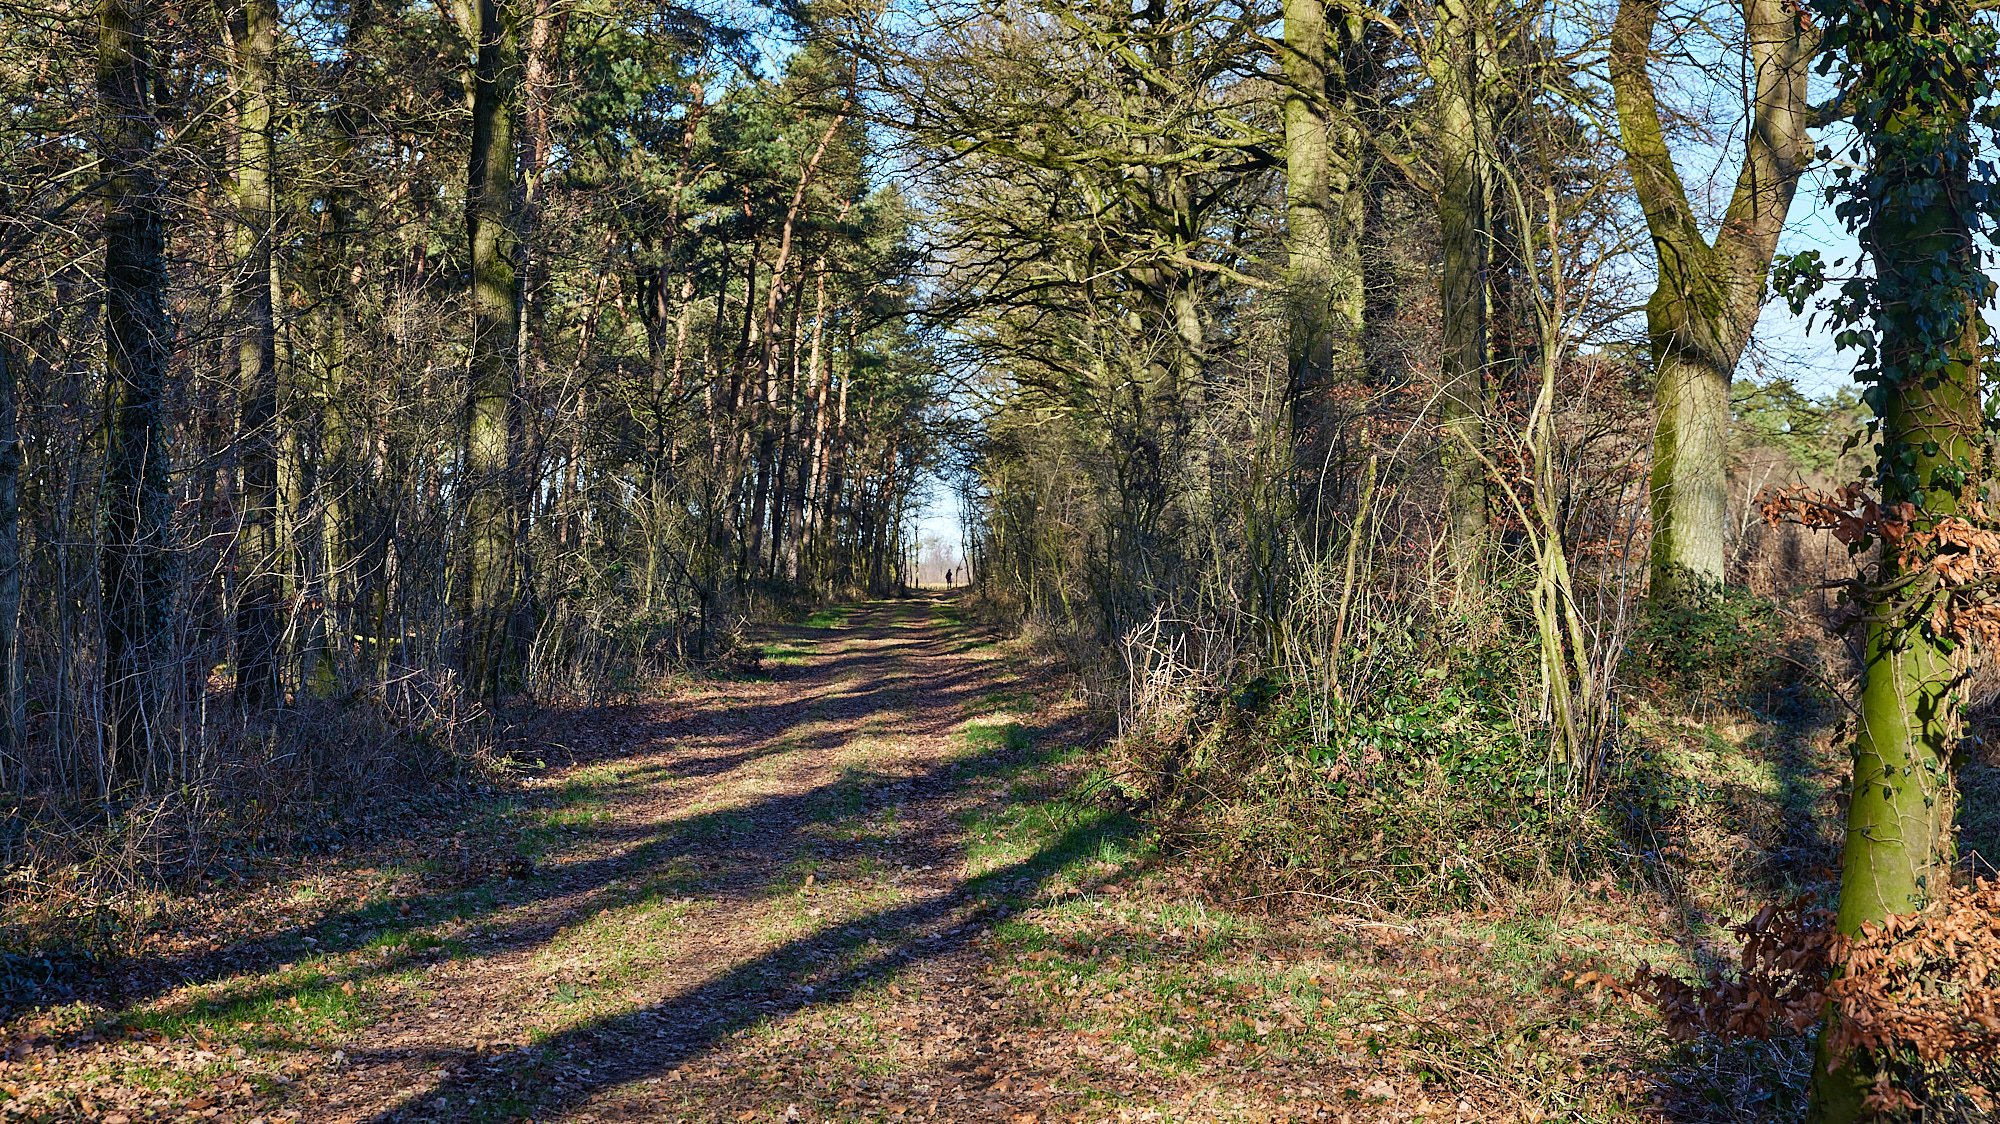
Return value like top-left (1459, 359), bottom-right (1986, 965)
top-left (0, 597), bottom-right (1767, 1122)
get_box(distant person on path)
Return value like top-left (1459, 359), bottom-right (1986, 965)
top-left (945, 568), bottom-right (953, 587)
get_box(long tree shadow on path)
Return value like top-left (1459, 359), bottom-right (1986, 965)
top-left (360, 803), bottom-right (1140, 1122)
top-left (135, 748), bottom-right (982, 1001)
top-left (83, 724), bottom-right (1069, 1050)
top-left (21, 593), bottom-right (1142, 1124)
top-left (15, 598), bottom-right (1018, 1029)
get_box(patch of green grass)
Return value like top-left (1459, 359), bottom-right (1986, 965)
top-left (119, 962), bottom-right (372, 1048)
top-left (958, 749), bottom-right (1150, 886)
top-left (804, 606), bottom-right (853, 629)
top-left (516, 767), bottom-right (622, 854)
top-left (991, 917), bottom-right (1054, 952)
top-left (962, 720), bottom-right (1032, 758)
top-left (96, 1059), bottom-right (235, 1096)
top-left (803, 768), bottom-right (874, 826)
top-left (531, 891), bottom-right (695, 1016)
top-left (361, 928), bottom-right (459, 957)
top-left (1152, 898), bottom-right (1259, 960)
top-left (1487, 915), bottom-right (1560, 972)
top-left (684, 807), bottom-right (757, 842)
top-left (621, 856), bottom-right (705, 900)
top-left (330, 896), bottom-right (436, 948)
top-left (753, 857), bottom-right (906, 940)
top-left (542, 803), bottom-right (606, 831)
top-left (1114, 1009), bottom-right (1220, 1071)
top-left (760, 642), bottom-right (811, 666)
top-left (750, 1006), bottom-right (906, 1076)
top-left (962, 787), bottom-right (1127, 877)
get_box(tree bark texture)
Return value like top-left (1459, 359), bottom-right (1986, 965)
top-left (98, 0), bottom-right (173, 788)
top-left (460, 0), bottom-right (522, 697)
top-left (1610, 0), bottom-right (1811, 597)
top-left (1808, 0), bottom-right (1986, 1110)
top-left (1282, 0), bottom-right (1367, 520)
top-left (1429, 0), bottom-right (1497, 580)
top-left (228, 0), bottom-right (282, 711)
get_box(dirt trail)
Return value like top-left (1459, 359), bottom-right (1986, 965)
top-left (6, 595), bottom-right (1663, 1124)
top-left (331, 593), bottom-right (1086, 1122)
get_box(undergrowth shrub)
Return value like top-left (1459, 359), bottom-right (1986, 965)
top-left (1132, 629), bottom-right (1612, 910)
top-left (0, 686), bottom-right (499, 1005)
top-left (1630, 585), bottom-right (1787, 708)
top-left (1113, 590), bottom-right (1829, 916)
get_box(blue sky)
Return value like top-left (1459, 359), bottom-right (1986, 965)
top-left (1753, 156), bottom-right (1859, 396)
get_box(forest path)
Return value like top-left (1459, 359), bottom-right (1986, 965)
top-left (332, 592), bottom-right (1110, 1122)
top-left (9, 595), bottom-right (1655, 1123)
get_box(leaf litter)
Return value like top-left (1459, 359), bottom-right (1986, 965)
top-left (2, 597), bottom-right (1704, 1122)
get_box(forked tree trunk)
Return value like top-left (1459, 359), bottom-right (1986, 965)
top-left (1610, 0), bottom-right (1811, 598)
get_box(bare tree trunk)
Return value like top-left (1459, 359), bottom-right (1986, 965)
top-left (459, 0), bottom-right (522, 696)
top-left (823, 320), bottom-right (856, 587)
top-left (771, 271), bottom-right (810, 577)
top-left (804, 298), bottom-right (836, 582)
top-left (1430, 0), bottom-right (1495, 582)
top-left (788, 262), bottom-right (831, 583)
top-left (98, 0), bottom-right (173, 790)
top-left (304, 0), bottom-right (373, 697)
top-left (503, 0), bottom-right (558, 675)
top-left (0, 324), bottom-right (22, 789)
top-left (1281, 0), bottom-right (1366, 524)
top-left (228, 0), bottom-right (282, 712)
top-left (747, 106), bottom-right (849, 583)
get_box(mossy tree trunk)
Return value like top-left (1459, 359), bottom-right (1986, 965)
top-left (1282, 0), bottom-right (1366, 524)
top-left (459, 0), bottom-right (522, 698)
top-left (1610, 0), bottom-right (1811, 599)
top-left (1806, 0), bottom-right (1989, 1114)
